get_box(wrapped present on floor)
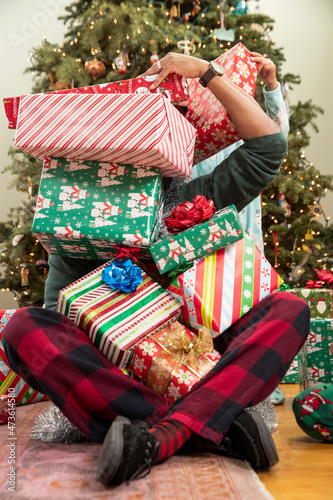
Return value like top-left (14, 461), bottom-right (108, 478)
top-left (57, 260), bottom-right (183, 369)
top-left (281, 357), bottom-right (299, 384)
top-left (298, 318), bottom-right (333, 391)
top-left (176, 232), bottom-right (283, 337)
top-left (0, 310), bottom-right (48, 406)
top-left (3, 72), bottom-right (189, 130)
top-left (185, 42), bottom-right (257, 165)
top-left (32, 159), bottom-right (163, 260)
top-left (288, 288), bottom-right (333, 319)
top-left (150, 201), bottom-right (243, 274)
top-left (14, 93), bottom-right (196, 177)
top-left (128, 321), bottom-right (221, 403)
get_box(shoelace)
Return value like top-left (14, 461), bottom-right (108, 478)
top-left (126, 433), bottom-right (155, 485)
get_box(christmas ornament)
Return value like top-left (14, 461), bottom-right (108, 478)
top-left (12, 234), bottom-right (24, 247)
top-left (278, 193), bottom-right (291, 218)
top-left (114, 46), bottom-right (129, 74)
top-left (314, 268), bottom-right (333, 288)
top-left (250, 23), bottom-right (265, 34)
top-left (177, 38), bottom-right (196, 55)
top-left (84, 59), bottom-right (106, 80)
top-left (272, 231), bottom-right (279, 267)
top-left (21, 263), bottom-right (29, 287)
top-left (48, 71), bottom-right (72, 91)
top-left (232, 0), bottom-right (248, 15)
top-left (308, 203), bottom-right (323, 218)
top-left (192, 0), bottom-right (201, 16)
top-left (35, 259), bottom-right (49, 274)
top-left (213, 1), bottom-right (235, 42)
top-left (150, 52), bottom-right (159, 65)
top-left (302, 229), bottom-right (321, 253)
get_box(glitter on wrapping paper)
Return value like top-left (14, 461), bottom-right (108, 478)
top-left (32, 405), bottom-right (89, 443)
top-left (33, 398), bottom-right (278, 444)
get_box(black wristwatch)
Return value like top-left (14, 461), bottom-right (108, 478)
top-left (199, 61), bottom-right (224, 88)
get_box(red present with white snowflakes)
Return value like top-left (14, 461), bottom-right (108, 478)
top-left (128, 322), bottom-right (221, 403)
top-left (0, 310), bottom-right (48, 406)
top-left (14, 92), bottom-right (196, 177)
top-left (3, 72), bottom-right (189, 130)
top-left (185, 42), bottom-right (258, 165)
top-left (178, 232), bottom-right (283, 337)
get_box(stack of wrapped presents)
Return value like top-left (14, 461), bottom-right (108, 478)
top-left (2, 43), bottom-right (286, 412)
top-left (281, 288), bottom-right (333, 389)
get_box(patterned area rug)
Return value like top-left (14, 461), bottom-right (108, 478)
top-left (0, 402), bottom-right (275, 500)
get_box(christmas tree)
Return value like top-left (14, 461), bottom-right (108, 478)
top-left (1, 0), bottom-right (332, 306)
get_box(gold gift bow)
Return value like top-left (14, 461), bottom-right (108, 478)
top-left (145, 323), bottom-right (216, 397)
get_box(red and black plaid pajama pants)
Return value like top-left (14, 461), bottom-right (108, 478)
top-left (3, 291), bottom-right (309, 444)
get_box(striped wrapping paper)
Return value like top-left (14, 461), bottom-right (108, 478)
top-left (0, 310), bottom-right (48, 406)
top-left (14, 93), bottom-right (197, 178)
top-left (57, 262), bottom-right (183, 368)
top-left (178, 233), bottom-right (283, 337)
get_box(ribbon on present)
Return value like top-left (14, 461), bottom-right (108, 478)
top-left (305, 280), bottom-right (325, 289)
top-left (113, 246), bottom-right (143, 262)
top-left (278, 283), bottom-right (290, 291)
top-left (164, 195), bottom-right (216, 233)
top-left (314, 269), bottom-right (333, 288)
top-left (168, 261), bottom-right (194, 281)
top-left (102, 259), bottom-right (143, 293)
top-left (145, 323), bottom-right (216, 396)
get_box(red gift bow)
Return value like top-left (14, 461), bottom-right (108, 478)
top-left (314, 268), bottom-right (333, 288)
top-left (113, 246), bottom-right (143, 262)
top-left (164, 195), bottom-right (216, 233)
top-left (305, 280), bottom-right (325, 289)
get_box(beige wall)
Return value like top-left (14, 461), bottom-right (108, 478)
top-left (1, 0), bottom-right (332, 308)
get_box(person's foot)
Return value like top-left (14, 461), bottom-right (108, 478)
top-left (184, 410), bottom-right (279, 471)
top-left (270, 385), bottom-right (285, 405)
top-left (96, 416), bottom-right (159, 486)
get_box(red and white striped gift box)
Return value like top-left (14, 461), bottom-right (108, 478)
top-left (14, 93), bottom-right (197, 177)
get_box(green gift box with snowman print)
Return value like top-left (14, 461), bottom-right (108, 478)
top-left (32, 157), bottom-right (163, 260)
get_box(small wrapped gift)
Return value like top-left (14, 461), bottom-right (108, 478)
top-left (57, 261), bottom-right (183, 369)
top-left (0, 310), bottom-right (48, 406)
top-left (129, 322), bottom-right (221, 403)
top-left (288, 288), bottom-right (333, 319)
top-left (14, 93), bottom-right (196, 177)
top-left (185, 43), bottom-right (257, 165)
top-left (178, 232), bottom-right (283, 337)
top-left (150, 203), bottom-right (243, 274)
top-left (33, 159), bottom-right (163, 260)
top-left (298, 318), bottom-right (333, 390)
top-left (3, 72), bottom-right (189, 129)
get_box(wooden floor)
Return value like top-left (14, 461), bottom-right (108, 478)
top-left (258, 385), bottom-right (333, 500)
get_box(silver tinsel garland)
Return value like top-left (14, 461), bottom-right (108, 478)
top-left (33, 398), bottom-right (277, 443)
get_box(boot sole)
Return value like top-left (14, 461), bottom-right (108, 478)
top-left (96, 416), bottom-right (131, 485)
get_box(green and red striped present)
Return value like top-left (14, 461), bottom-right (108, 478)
top-left (0, 310), bottom-right (48, 406)
top-left (177, 233), bottom-right (283, 337)
top-left (57, 262), bottom-right (183, 369)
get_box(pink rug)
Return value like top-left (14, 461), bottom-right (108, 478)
top-left (0, 402), bottom-right (275, 500)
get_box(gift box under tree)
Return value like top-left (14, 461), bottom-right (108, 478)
top-left (4, 73), bottom-right (189, 130)
top-left (281, 358), bottom-right (299, 384)
top-left (185, 42), bottom-right (257, 165)
top-left (288, 288), bottom-right (333, 319)
top-left (0, 310), bottom-right (48, 406)
top-left (33, 159), bottom-right (163, 260)
top-left (129, 321), bottom-right (221, 403)
top-left (177, 232), bottom-right (283, 337)
top-left (57, 260), bottom-right (183, 369)
top-left (14, 93), bottom-right (196, 177)
top-left (298, 318), bottom-right (333, 390)
top-left (150, 203), bottom-right (243, 274)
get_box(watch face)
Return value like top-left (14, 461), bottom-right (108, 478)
top-left (210, 61), bottom-right (224, 75)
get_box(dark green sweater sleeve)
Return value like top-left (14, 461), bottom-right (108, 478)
top-left (179, 132), bottom-right (288, 212)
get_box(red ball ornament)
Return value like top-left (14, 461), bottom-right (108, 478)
top-left (84, 59), bottom-right (106, 80)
